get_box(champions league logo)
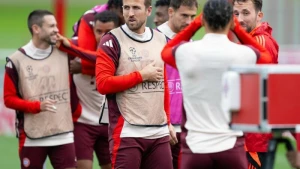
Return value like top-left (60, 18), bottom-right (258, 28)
top-left (26, 65), bottom-right (33, 76)
top-left (128, 47), bottom-right (142, 62)
top-left (25, 65), bottom-right (37, 80)
top-left (129, 47), bottom-right (137, 57)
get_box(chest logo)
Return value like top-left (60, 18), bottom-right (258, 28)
top-left (128, 47), bottom-right (142, 62)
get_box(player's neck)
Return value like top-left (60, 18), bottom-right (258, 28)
top-left (253, 22), bottom-right (262, 31)
top-left (131, 23), bottom-right (147, 34)
top-left (204, 26), bottom-right (229, 35)
top-left (168, 21), bottom-right (178, 34)
top-left (32, 37), bottom-right (51, 50)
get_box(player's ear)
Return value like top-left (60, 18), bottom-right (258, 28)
top-left (32, 24), bottom-right (40, 34)
top-left (147, 6), bottom-right (152, 16)
top-left (168, 7), bottom-right (174, 18)
top-left (257, 11), bottom-right (263, 22)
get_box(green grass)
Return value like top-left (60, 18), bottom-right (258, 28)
top-left (0, 0), bottom-right (205, 50)
top-left (0, 135), bottom-right (294, 169)
top-left (0, 0), bottom-right (106, 49)
top-left (0, 135), bottom-right (102, 168)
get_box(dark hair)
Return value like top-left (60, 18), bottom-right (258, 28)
top-left (94, 11), bottom-right (119, 27)
top-left (203, 0), bottom-right (233, 31)
top-left (155, 0), bottom-right (170, 7)
top-left (232, 0), bottom-right (262, 12)
top-left (108, 0), bottom-right (123, 9)
top-left (170, 0), bottom-right (198, 10)
top-left (27, 10), bottom-right (53, 35)
top-left (144, 0), bottom-right (152, 7)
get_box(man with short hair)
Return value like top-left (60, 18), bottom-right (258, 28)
top-left (3, 10), bottom-right (76, 169)
top-left (233, 0), bottom-right (279, 168)
top-left (72, 0), bottom-right (124, 76)
top-left (57, 0), bottom-right (177, 168)
top-left (156, 0), bottom-right (197, 168)
top-left (233, 0), bottom-right (278, 63)
top-left (153, 0), bottom-right (170, 26)
top-left (70, 11), bottom-right (119, 169)
top-left (96, 0), bottom-right (177, 168)
top-left (161, 0), bottom-right (273, 168)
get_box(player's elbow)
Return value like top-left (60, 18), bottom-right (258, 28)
top-left (3, 96), bottom-right (14, 109)
top-left (96, 82), bottom-right (110, 95)
top-left (161, 49), bottom-right (177, 69)
top-left (161, 48), bottom-right (169, 62)
top-left (257, 52), bottom-right (273, 64)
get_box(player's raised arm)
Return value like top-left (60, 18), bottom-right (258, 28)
top-left (161, 13), bottom-right (203, 68)
top-left (57, 34), bottom-right (97, 62)
top-left (231, 17), bottom-right (272, 64)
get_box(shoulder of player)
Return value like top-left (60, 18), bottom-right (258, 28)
top-left (178, 39), bottom-right (204, 49)
top-left (83, 9), bottom-right (96, 16)
top-left (253, 34), bottom-right (279, 55)
top-left (81, 11), bottom-right (96, 24)
top-left (152, 28), bottom-right (168, 42)
top-left (6, 49), bottom-right (24, 61)
top-left (99, 33), bottom-right (120, 50)
top-left (253, 34), bottom-right (267, 45)
top-left (5, 54), bottom-right (19, 74)
top-left (71, 37), bottom-right (78, 46)
top-left (235, 44), bottom-right (258, 59)
top-left (152, 28), bottom-right (164, 35)
top-left (174, 40), bottom-right (198, 57)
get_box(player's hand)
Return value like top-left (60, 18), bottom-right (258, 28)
top-left (139, 61), bottom-right (163, 81)
top-left (230, 16), bottom-right (239, 31)
top-left (168, 124), bottom-right (178, 145)
top-left (56, 33), bottom-right (71, 47)
top-left (70, 60), bottom-right (82, 74)
top-left (40, 99), bottom-right (57, 113)
top-left (195, 13), bottom-right (203, 26)
top-left (286, 151), bottom-right (300, 169)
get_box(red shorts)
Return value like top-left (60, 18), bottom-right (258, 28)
top-left (20, 143), bottom-right (76, 169)
top-left (73, 122), bottom-right (110, 165)
top-left (181, 137), bottom-right (247, 169)
top-left (110, 136), bottom-right (172, 169)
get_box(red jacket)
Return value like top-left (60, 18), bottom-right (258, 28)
top-left (245, 22), bottom-right (279, 152)
top-left (250, 22), bottom-right (279, 64)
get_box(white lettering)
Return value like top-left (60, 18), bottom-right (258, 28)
top-left (176, 82), bottom-right (181, 90)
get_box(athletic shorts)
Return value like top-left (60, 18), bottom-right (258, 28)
top-left (20, 143), bottom-right (76, 169)
top-left (110, 136), bottom-right (173, 169)
top-left (73, 122), bottom-right (110, 165)
top-left (181, 137), bottom-right (247, 169)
